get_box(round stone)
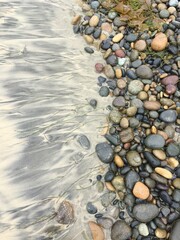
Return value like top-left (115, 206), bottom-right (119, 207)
top-left (136, 65), bottom-right (153, 79)
top-left (115, 69), bottom-right (122, 78)
top-left (126, 151), bottom-right (142, 167)
top-left (126, 106), bottom-right (137, 117)
top-left (155, 167), bottom-right (173, 179)
top-left (161, 75), bottom-right (178, 85)
top-left (108, 11), bottom-right (117, 20)
top-left (166, 143), bottom-right (180, 157)
top-left (160, 110), bottom-right (177, 123)
top-left (166, 84), bottom-right (177, 95)
top-left (113, 96), bottom-right (126, 108)
top-left (151, 33), bottom-right (168, 51)
top-left (89, 15), bottom-right (99, 27)
top-left (155, 228), bottom-right (167, 238)
top-left (169, 0), bottom-right (178, 7)
top-left (149, 111), bottom-right (159, 118)
top-left (104, 65), bottom-right (115, 79)
top-left (120, 117), bottom-right (129, 129)
top-left (56, 201), bottom-right (74, 224)
top-left (111, 220), bottom-right (132, 240)
top-left (109, 109), bottom-right (122, 123)
top-left (86, 202), bottom-right (97, 214)
top-left (159, 9), bottom-right (170, 18)
top-left (117, 79), bottom-right (126, 89)
top-left (91, 1), bottom-right (100, 9)
top-left (120, 128), bottom-right (134, 143)
top-left (144, 134), bottom-right (165, 149)
top-left (106, 55), bottom-right (118, 67)
top-left (138, 223), bottom-right (149, 236)
top-left (133, 204), bottom-right (159, 223)
top-left (96, 142), bottom-right (114, 163)
top-left (97, 217), bottom-right (113, 229)
top-left (128, 80), bottom-right (144, 95)
top-left (138, 91), bottom-right (148, 100)
top-left (133, 182), bottom-right (150, 200)
top-left (115, 49), bottom-right (125, 58)
top-left (169, 219), bottom-right (180, 240)
top-left (134, 40), bottom-right (147, 51)
top-left (126, 33), bottom-right (138, 42)
top-left (101, 22), bottom-right (113, 33)
top-left (99, 86), bottom-right (109, 97)
top-left (112, 176), bottom-right (125, 191)
top-left (131, 98), bottom-right (143, 108)
top-left (114, 155), bottom-right (124, 167)
top-left (125, 171), bottom-right (140, 190)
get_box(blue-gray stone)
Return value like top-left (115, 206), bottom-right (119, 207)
top-left (169, 220), bottom-right (180, 240)
top-left (144, 134), bottom-right (165, 149)
top-left (96, 142), bottom-right (114, 163)
top-left (160, 110), bottom-right (177, 123)
top-left (144, 151), bottom-right (161, 167)
top-left (77, 134), bottom-right (91, 149)
top-left (99, 86), bottom-right (109, 97)
top-left (133, 204), bottom-right (159, 222)
top-left (166, 143), bottom-right (180, 157)
top-left (86, 202), bottom-right (97, 214)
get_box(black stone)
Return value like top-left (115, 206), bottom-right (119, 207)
top-left (86, 202), bottom-right (97, 214)
top-left (160, 191), bottom-right (172, 205)
top-left (144, 151), bottom-right (161, 168)
top-left (96, 142), bottom-right (114, 163)
top-left (104, 171), bottom-right (115, 182)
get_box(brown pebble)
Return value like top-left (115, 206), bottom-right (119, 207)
top-left (138, 91), bottom-right (148, 100)
top-left (71, 15), bottom-right (81, 25)
top-left (101, 22), bottom-right (112, 33)
top-left (120, 117), bottom-right (129, 129)
top-left (161, 75), bottom-right (178, 85)
top-left (114, 155), bottom-right (124, 167)
top-left (157, 130), bottom-right (168, 140)
top-left (155, 228), bottom-right (167, 238)
top-left (124, 142), bottom-right (131, 149)
top-left (95, 63), bottom-right (104, 73)
top-left (88, 221), bottom-right (105, 240)
top-left (117, 79), bottom-right (126, 89)
top-left (151, 33), bottom-right (168, 51)
top-left (115, 69), bottom-right (122, 78)
top-left (166, 84), bottom-right (177, 95)
top-left (133, 182), bottom-right (150, 200)
top-left (89, 15), bottom-right (99, 27)
top-left (119, 128), bottom-right (134, 143)
top-left (115, 49), bottom-right (125, 58)
top-left (134, 40), bottom-right (147, 51)
top-left (105, 182), bottom-right (116, 192)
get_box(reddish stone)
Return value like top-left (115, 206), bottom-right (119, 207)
top-left (95, 63), bottom-right (104, 73)
top-left (166, 84), bottom-right (177, 95)
top-left (115, 49), bottom-right (126, 58)
top-left (161, 75), bottom-right (179, 85)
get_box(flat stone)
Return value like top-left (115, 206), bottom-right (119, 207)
top-left (169, 219), bottom-right (180, 240)
top-left (144, 101), bottom-right (161, 110)
top-left (77, 134), bottom-right (91, 150)
top-left (155, 167), bottom-right (173, 179)
top-left (96, 142), bottom-right (114, 163)
top-left (152, 149), bottom-right (166, 160)
top-left (113, 33), bottom-right (124, 43)
top-left (126, 33), bottom-right (138, 42)
top-left (113, 96), bottom-right (126, 108)
top-left (111, 220), bottom-right (132, 240)
top-left (128, 80), bottom-right (144, 95)
top-left (160, 110), bottom-right (177, 123)
top-left (119, 128), bottom-right (134, 143)
top-left (133, 182), bottom-right (150, 200)
top-left (136, 65), bottom-right (153, 79)
top-left (56, 201), bottom-right (74, 224)
top-left (126, 151), bottom-right (142, 167)
top-left (133, 204), bottom-right (159, 223)
top-left (106, 55), bottom-right (118, 67)
top-left (144, 134), bottom-right (165, 149)
top-left (161, 75), bottom-right (178, 85)
top-left (166, 84), bottom-right (177, 95)
top-left (173, 189), bottom-right (180, 202)
top-left (125, 171), bottom-right (140, 190)
top-left (104, 65), bottom-right (115, 79)
top-left (89, 15), bottom-right (99, 27)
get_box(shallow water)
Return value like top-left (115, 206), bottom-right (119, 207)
top-left (0, 0), bottom-right (111, 239)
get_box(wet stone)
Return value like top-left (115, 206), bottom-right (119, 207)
top-left (119, 128), bottom-right (134, 143)
top-left (89, 99), bottom-right (97, 108)
top-left (144, 134), bottom-right (165, 149)
top-left (126, 69), bottom-right (137, 79)
top-left (128, 80), bottom-right (144, 95)
top-left (77, 134), bottom-right (91, 150)
top-left (126, 151), bottom-right (142, 167)
top-left (143, 151), bottom-right (161, 168)
top-left (96, 142), bottom-right (114, 163)
top-left (56, 201), bottom-right (74, 224)
top-left (112, 176), bottom-right (125, 191)
top-left (111, 220), bottom-right (132, 240)
top-left (166, 143), bottom-right (180, 157)
top-left (101, 192), bottom-right (116, 208)
top-left (106, 55), bottom-right (118, 67)
top-left (86, 202), bottom-right (97, 214)
top-left (173, 189), bottom-right (180, 202)
top-left (160, 110), bottom-right (177, 123)
top-left (136, 65), bottom-right (153, 79)
top-left (113, 96), bottom-right (126, 108)
top-left (159, 191), bottom-right (172, 204)
top-left (133, 204), bottom-right (159, 223)
top-left (125, 171), bottom-right (140, 190)
top-left (84, 47), bottom-right (94, 54)
top-left (138, 223), bottom-right (149, 236)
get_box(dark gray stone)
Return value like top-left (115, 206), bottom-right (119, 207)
top-left (169, 220), bottom-right (180, 240)
top-left (166, 143), bottom-right (180, 157)
top-left (97, 217), bottom-right (113, 229)
top-left (173, 189), bottom-right (180, 202)
top-left (144, 151), bottom-right (161, 168)
top-left (136, 65), bottom-right (153, 79)
top-left (160, 110), bottom-right (177, 123)
top-left (99, 86), bottom-right (109, 97)
top-left (133, 204), bottom-right (159, 223)
top-left (144, 134), bottom-right (165, 149)
top-left (106, 55), bottom-right (118, 67)
top-left (96, 142), bottom-right (114, 163)
top-left (86, 202), bottom-right (97, 214)
top-left (125, 171), bottom-right (140, 189)
top-left (77, 134), bottom-right (91, 150)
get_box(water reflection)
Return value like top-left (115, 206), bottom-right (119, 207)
top-left (0, 0), bottom-right (110, 239)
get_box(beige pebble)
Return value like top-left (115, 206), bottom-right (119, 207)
top-left (144, 84), bottom-right (150, 92)
top-left (71, 15), bottom-right (81, 25)
top-left (115, 69), bottom-right (122, 78)
top-left (144, 101), bottom-right (161, 110)
top-left (88, 221), bottom-right (105, 240)
top-left (149, 95), bottom-right (157, 101)
top-left (138, 91), bottom-right (148, 100)
top-left (151, 126), bottom-right (157, 134)
top-left (151, 33), bottom-right (168, 51)
top-left (160, 73), bottom-right (168, 78)
top-left (105, 182), bottom-right (116, 192)
top-left (89, 15), bottom-right (99, 27)
top-left (168, 6), bottom-right (176, 14)
top-left (155, 167), bottom-right (173, 179)
top-left (84, 35), bottom-right (94, 44)
top-left (153, 150), bottom-right (166, 160)
top-left (167, 157), bottom-right (179, 169)
top-left (126, 106), bottom-right (137, 117)
top-left (120, 117), bottom-right (129, 129)
top-left (157, 130), bottom-right (168, 140)
top-left (101, 22), bottom-right (113, 33)
top-left (134, 40), bottom-right (147, 51)
top-left (113, 33), bottom-right (124, 43)
top-left (172, 178), bottom-right (180, 189)
top-left (133, 182), bottom-right (150, 200)
top-left (100, 33), bottom-right (107, 41)
top-left (155, 228), bottom-right (167, 239)
top-left (103, 48), bottom-right (112, 59)
top-left (158, 3), bottom-right (167, 10)
top-left (117, 79), bottom-right (126, 89)
top-left (114, 155), bottom-right (124, 167)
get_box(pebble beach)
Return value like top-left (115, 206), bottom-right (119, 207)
top-left (70, 0), bottom-right (180, 239)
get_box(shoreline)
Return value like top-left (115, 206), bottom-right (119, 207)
top-left (72, 0), bottom-right (180, 239)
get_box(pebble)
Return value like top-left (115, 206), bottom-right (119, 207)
top-left (160, 191), bottom-right (172, 204)
top-left (86, 202), bottom-right (97, 214)
top-left (109, 109), bottom-right (122, 123)
top-left (144, 134), bottom-right (165, 149)
top-left (101, 22), bottom-right (113, 33)
top-left (136, 65), bottom-right (153, 79)
top-left (104, 65), bottom-right (115, 79)
top-left (159, 9), bottom-right (170, 18)
top-left (173, 178), bottom-right (180, 189)
top-left (111, 220), bottom-right (132, 240)
top-left (161, 75), bottom-right (178, 85)
top-left (155, 228), bottom-right (167, 238)
top-left (166, 84), bottom-right (177, 95)
top-left (112, 176), bottom-right (125, 191)
top-left (166, 143), bottom-right (180, 156)
top-left (152, 149), bottom-right (166, 160)
top-left (169, 219), bottom-right (180, 240)
top-left (125, 171), bottom-right (140, 190)
top-left (144, 151), bottom-right (161, 167)
top-left (138, 223), bottom-right (149, 236)
top-left (117, 79), bottom-right (126, 89)
top-left (101, 192), bottom-right (116, 207)
top-left (126, 33), bottom-right (138, 42)
top-left (169, 0), bottom-right (179, 7)
top-left (115, 49), bottom-right (125, 58)
top-left (114, 155), bottom-right (124, 167)
top-left (151, 33), bottom-right (168, 51)
top-left (56, 201), bottom-right (74, 224)
top-left (88, 221), bottom-right (105, 240)
top-left (113, 96), bottom-right (126, 108)
top-left (89, 15), bottom-right (99, 27)
top-left (97, 217), bottom-right (113, 229)
top-left (133, 182), bottom-right (150, 199)
top-left (95, 63), bottom-right (104, 73)
top-left (134, 40), bottom-right (147, 51)
top-left (128, 80), bottom-right (144, 95)
top-left (167, 157), bottom-right (179, 168)
top-left (91, 1), bottom-right (100, 9)
top-left (96, 142), bottom-right (114, 163)
top-left (155, 167), bottom-right (173, 179)
top-left (113, 33), bottom-right (124, 43)
top-left (126, 69), bottom-right (137, 79)
top-left (99, 86), bottom-right (109, 97)
top-left (173, 189), bottom-right (180, 202)
top-left (144, 101), bottom-right (161, 110)
top-left (133, 204), bottom-right (159, 223)
top-left (115, 69), bottom-right (122, 78)
top-left (89, 99), bottom-right (97, 108)
top-left (126, 106), bottom-right (137, 117)
top-left (77, 134), bottom-right (91, 150)
top-left (131, 98), bottom-right (143, 108)
top-left (119, 128), bottom-right (134, 143)
top-left (138, 91), bottom-right (148, 100)
top-left (126, 151), bottom-right (142, 167)
top-left (106, 55), bottom-right (118, 67)
top-left (160, 110), bottom-right (177, 123)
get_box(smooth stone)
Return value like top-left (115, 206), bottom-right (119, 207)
top-left (160, 191), bottom-right (172, 204)
top-left (151, 33), bottom-right (168, 51)
top-left (126, 151), bottom-right (142, 167)
top-left (104, 65), bottom-right (115, 79)
top-left (138, 223), bottom-right (149, 236)
top-left (145, 178), bottom-right (156, 189)
top-left (173, 189), bottom-right (180, 202)
top-left (161, 75), bottom-right (178, 85)
top-left (93, 29), bottom-right (102, 39)
top-left (105, 134), bottom-right (120, 146)
top-left (109, 109), bottom-right (122, 123)
top-left (124, 194), bottom-right (135, 207)
top-left (160, 110), bottom-right (177, 123)
top-left (173, 178), bottom-right (180, 189)
top-left (113, 96), bottom-right (126, 108)
top-left (138, 91), bottom-right (148, 100)
top-left (89, 15), bottom-right (99, 27)
top-left (119, 128), bottom-right (134, 143)
top-left (96, 142), bottom-right (114, 163)
top-left (126, 33), bottom-right (138, 42)
top-left (152, 149), bottom-right (166, 160)
top-left (126, 106), bottom-right (137, 117)
top-left (133, 204), bottom-right (159, 223)
top-left (144, 101), bottom-right (161, 110)
top-left (89, 99), bottom-right (97, 108)
top-left (144, 134), bottom-right (165, 149)
top-left (131, 59), bottom-right (142, 68)
top-left (128, 80), bottom-right (144, 95)
top-left (126, 69), bottom-right (137, 80)
top-left (91, 1), bottom-right (100, 9)
top-left (159, 9), bottom-right (170, 18)
top-left (86, 202), bottom-right (97, 214)
top-left (117, 79), bottom-right (126, 89)
top-left (166, 84), bottom-right (177, 95)
top-left (114, 155), bottom-right (124, 167)
top-left (101, 22), bottom-right (113, 33)
top-left (144, 151), bottom-right (161, 167)
top-left (125, 171), bottom-right (140, 190)
top-left (131, 99), bottom-right (143, 108)
top-left (120, 117), bottom-right (129, 129)
top-left (97, 217), bottom-right (113, 229)
top-left (113, 17), bottom-right (122, 27)
top-left (134, 40), bottom-right (147, 51)
top-left (160, 98), bottom-right (174, 106)
top-left (95, 63), bottom-right (104, 73)
top-left (115, 49), bottom-right (125, 58)
top-left (150, 172), bottom-right (167, 185)
top-left (166, 143), bottom-right (180, 156)
top-left (155, 167), bottom-right (173, 179)
top-left (101, 192), bottom-right (116, 208)
top-left (77, 134), bottom-right (91, 149)
top-left (133, 182), bottom-right (150, 200)
top-left (108, 11), bottom-right (117, 20)
top-left (130, 49), bottom-right (139, 61)
top-left (85, 27), bottom-right (95, 35)
top-left (106, 55), bottom-right (118, 67)
top-left (169, 0), bottom-right (178, 6)
top-left (56, 201), bottom-right (74, 224)
top-left (113, 33), bottom-right (124, 43)
top-left (101, 39), bottom-right (111, 50)
top-left (155, 228), bottom-right (167, 239)
top-left (111, 220), bottom-right (132, 240)
top-left (169, 220), bottom-right (180, 240)
top-left (99, 86), bottom-right (109, 97)
top-left (136, 65), bottom-right (153, 79)
top-left (112, 176), bottom-right (125, 191)
top-left (104, 171), bottom-right (115, 182)
top-left (88, 221), bottom-right (105, 240)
